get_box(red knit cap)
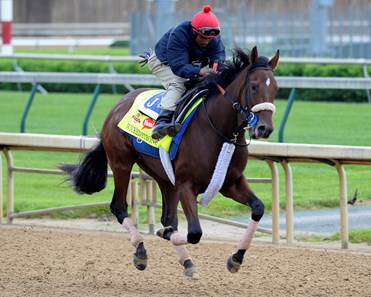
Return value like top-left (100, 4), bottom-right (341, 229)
top-left (191, 5), bottom-right (220, 38)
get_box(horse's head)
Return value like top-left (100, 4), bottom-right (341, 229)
top-left (200, 46), bottom-right (279, 142)
top-left (243, 46), bottom-right (279, 139)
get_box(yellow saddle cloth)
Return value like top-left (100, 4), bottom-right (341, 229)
top-left (117, 89), bottom-right (173, 150)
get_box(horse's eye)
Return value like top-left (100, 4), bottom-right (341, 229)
top-left (251, 84), bottom-right (258, 92)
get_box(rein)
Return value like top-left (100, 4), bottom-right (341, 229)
top-left (201, 101), bottom-right (250, 147)
top-left (202, 66), bottom-right (275, 147)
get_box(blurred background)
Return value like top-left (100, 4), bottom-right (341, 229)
top-left (6, 0), bottom-right (371, 58)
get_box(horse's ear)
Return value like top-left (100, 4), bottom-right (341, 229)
top-left (269, 49), bottom-right (280, 70)
top-left (249, 46), bottom-right (259, 64)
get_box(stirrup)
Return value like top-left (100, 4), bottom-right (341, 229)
top-left (152, 123), bottom-right (182, 140)
top-left (152, 127), bottom-right (167, 140)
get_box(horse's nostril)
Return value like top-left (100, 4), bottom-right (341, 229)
top-left (258, 125), bottom-right (267, 134)
top-left (258, 125), bottom-right (273, 138)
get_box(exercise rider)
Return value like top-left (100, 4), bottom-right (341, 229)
top-left (147, 5), bottom-right (226, 140)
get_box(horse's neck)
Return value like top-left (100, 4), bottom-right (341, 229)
top-left (225, 70), bottom-right (247, 105)
top-left (203, 90), bottom-right (243, 139)
top-left (207, 72), bottom-right (246, 123)
top-left (205, 71), bottom-right (249, 145)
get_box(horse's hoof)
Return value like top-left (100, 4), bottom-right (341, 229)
top-left (184, 266), bottom-right (200, 280)
top-left (227, 254), bottom-right (242, 273)
top-left (156, 226), bottom-right (174, 240)
top-left (133, 255), bottom-right (147, 270)
top-left (133, 242), bottom-right (147, 271)
top-left (182, 259), bottom-right (199, 280)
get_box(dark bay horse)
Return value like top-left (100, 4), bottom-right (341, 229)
top-left (59, 46), bottom-right (279, 280)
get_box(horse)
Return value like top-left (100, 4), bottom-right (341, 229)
top-left (59, 46), bottom-right (279, 280)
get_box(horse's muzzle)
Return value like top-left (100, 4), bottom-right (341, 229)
top-left (250, 124), bottom-right (273, 139)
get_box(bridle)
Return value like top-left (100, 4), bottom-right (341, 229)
top-left (202, 65), bottom-right (275, 147)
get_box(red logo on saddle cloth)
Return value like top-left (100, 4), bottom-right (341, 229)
top-left (132, 113), bottom-right (141, 123)
top-left (142, 118), bottom-right (155, 129)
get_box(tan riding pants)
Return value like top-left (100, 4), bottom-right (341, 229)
top-left (148, 53), bottom-right (187, 111)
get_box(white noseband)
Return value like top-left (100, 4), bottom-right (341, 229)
top-left (251, 102), bottom-right (276, 114)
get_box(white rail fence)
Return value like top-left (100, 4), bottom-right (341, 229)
top-left (1, 133), bottom-right (371, 249)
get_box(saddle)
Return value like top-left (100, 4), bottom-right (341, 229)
top-left (138, 86), bottom-right (209, 129)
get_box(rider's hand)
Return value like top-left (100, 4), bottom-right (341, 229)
top-left (199, 68), bottom-right (217, 76)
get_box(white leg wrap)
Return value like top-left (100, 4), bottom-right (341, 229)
top-left (237, 220), bottom-right (259, 250)
top-left (173, 244), bottom-right (191, 266)
top-left (122, 218), bottom-right (143, 248)
top-left (170, 232), bottom-right (188, 246)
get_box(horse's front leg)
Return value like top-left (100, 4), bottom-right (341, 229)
top-left (220, 175), bottom-right (264, 273)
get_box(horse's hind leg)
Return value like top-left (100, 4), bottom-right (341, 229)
top-left (157, 182), bottom-right (202, 245)
top-left (107, 149), bottom-right (147, 271)
top-left (156, 182), bottom-right (199, 280)
top-left (220, 175), bottom-right (264, 273)
top-left (122, 215), bottom-right (147, 270)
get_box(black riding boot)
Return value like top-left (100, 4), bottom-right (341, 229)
top-left (152, 109), bottom-right (181, 140)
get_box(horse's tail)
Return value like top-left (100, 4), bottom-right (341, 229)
top-left (58, 141), bottom-right (108, 195)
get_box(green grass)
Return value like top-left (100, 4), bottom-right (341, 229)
top-left (0, 91), bottom-right (118, 135)
top-left (332, 229), bottom-right (371, 245)
top-left (296, 229), bottom-right (371, 245)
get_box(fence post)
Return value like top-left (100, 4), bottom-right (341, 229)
top-left (278, 88), bottom-right (296, 143)
top-left (146, 180), bottom-right (155, 234)
top-left (281, 159), bottom-right (293, 244)
top-left (126, 179), bottom-right (132, 210)
top-left (3, 148), bottom-right (14, 224)
top-left (362, 63), bottom-right (371, 103)
top-left (131, 181), bottom-right (139, 228)
top-left (82, 84), bottom-right (101, 136)
top-left (334, 160), bottom-right (349, 249)
top-left (20, 83), bottom-right (39, 133)
top-left (265, 160), bottom-right (280, 244)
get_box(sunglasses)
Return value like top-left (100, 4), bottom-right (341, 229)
top-left (194, 27), bottom-right (220, 37)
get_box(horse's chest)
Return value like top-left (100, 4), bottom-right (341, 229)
top-left (227, 152), bottom-right (248, 177)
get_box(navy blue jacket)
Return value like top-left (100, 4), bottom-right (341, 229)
top-left (154, 21), bottom-right (226, 79)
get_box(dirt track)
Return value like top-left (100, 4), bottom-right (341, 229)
top-left (1, 224), bottom-right (370, 297)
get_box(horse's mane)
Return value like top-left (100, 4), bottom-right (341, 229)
top-left (217, 47), bottom-right (252, 84)
top-left (197, 47), bottom-right (270, 96)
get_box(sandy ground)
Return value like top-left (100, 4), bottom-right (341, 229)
top-left (0, 219), bottom-right (371, 297)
